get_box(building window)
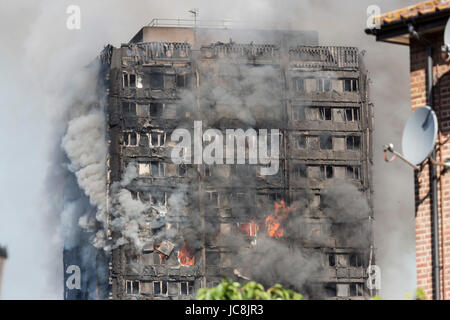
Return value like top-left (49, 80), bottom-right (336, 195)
top-left (292, 78), bottom-right (305, 92)
top-left (150, 103), bottom-right (164, 118)
top-left (150, 73), bottom-right (164, 89)
top-left (126, 280), bottom-right (140, 294)
top-left (123, 132), bottom-right (138, 146)
top-left (346, 166), bottom-right (361, 180)
top-left (318, 107), bottom-right (332, 120)
top-left (122, 102), bottom-right (136, 116)
top-left (350, 253), bottom-right (363, 267)
top-left (346, 136), bottom-right (361, 150)
top-left (292, 105), bottom-right (306, 120)
top-left (206, 251), bottom-right (220, 265)
top-left (293, 164), bottom-right (307, 178)
top-left (337, 284), bottom-right (350, 297)
top-left (204, 165), bottom-right (212, 177)
top-left (150, 132), bottom-right (165, 147)
top-left (180, 281), bottom-right (195, 295)
top-left (294, 135), bottom-right (306, 149)
top-left (317, 78), bottom-right (331, 92)
top-left (320, 134), bottom-right (333, 150)
top-left (324, 283), bottom-right (337, 297)
top-left (179, 164), bottom-right (187, 177)
top-left (151, 161), bottom-right (165, 177)
top-left (320, 165), bottom-right (333, 179)
top-left (206, 191), bottom-right (219, 207)
top-left (345, 107), bottom-right (360, 122)
top-left (350, 283), bottom-right (364, 297)
top-left (123, 73), bottom-right (136, 88)
top-left (176, 74), bottom-right (189, 88)
top-left (328, 254), bottom-right (335, 267)
top-left (343, 78), bottom-right (359, 92)
top-left (154, 281), bottom-right (168, 296)
top-left (151, 191), bottom-right (167, 206)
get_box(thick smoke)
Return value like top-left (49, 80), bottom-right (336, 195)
top-left (0, 0), bottom-right (417, 299)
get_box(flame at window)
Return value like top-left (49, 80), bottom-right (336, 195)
top-left (178, 242), bottom-right (195, 266)
top-left (238, 221), bottom-right (260, 237)
top-left (265, 200), bottom-right (290, 238)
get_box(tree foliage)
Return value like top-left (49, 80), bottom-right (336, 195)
top-left (197, 278), bottom-right (304, 300)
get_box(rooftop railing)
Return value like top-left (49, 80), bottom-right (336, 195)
top-left (289, 46), bottom-right (359, 69)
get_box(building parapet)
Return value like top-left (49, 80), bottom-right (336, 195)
top-left (289, 46), bottom-right (359, 70)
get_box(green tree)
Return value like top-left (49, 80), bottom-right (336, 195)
top-left (196, 278), bottom-right (304, 300)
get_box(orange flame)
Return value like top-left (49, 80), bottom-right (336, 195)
top-left (178, 242), bottom-right (195, 266)
top-left (265, 200), bottom-right (290, 238)
top-left (238, 221), bottom-right (260, 237)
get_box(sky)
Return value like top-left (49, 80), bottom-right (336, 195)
top-left (0, 0), bottom-right (420, 299)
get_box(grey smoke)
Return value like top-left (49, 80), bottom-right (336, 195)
top-left (0, 0), bottom-right (417, 299)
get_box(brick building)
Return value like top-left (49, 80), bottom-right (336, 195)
top-left (64, 21), bottom-right (375, 300)
top-left (366, 0), bottom-right (450, 300)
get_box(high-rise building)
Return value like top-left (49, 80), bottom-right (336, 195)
top-left (72, 20), bottom-right (375, 300)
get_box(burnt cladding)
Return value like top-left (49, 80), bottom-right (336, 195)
top-left (99, 25), bottom-right (374, 300)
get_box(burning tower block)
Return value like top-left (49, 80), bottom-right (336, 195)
top-left (98, 22), bottom-right (375, 300)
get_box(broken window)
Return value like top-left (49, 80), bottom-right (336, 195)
top-left (294, 135), bottom-right (306, 149)
top-left (346, 136), bottom-right (361, 150)
top-left (126, 280), bottom-right (140, 294)
top-left (123, 132), bottom-right (138, 146)
top-left (149, 103), bottom-right (164, 118)
top-left (292, 105), bottom-right (306, 120)
top-left (122, 102), bottom-right (136, 116)
top-left (293, 164), bottom-right (307, 178)
top-left (317, 78), bottom-right (331, 92)
top-left (154, 281), bottom-right (168, 295)
top-left (318, 107), bottom-right (332, 120)
top-left (346, 166), bottom-right (361, 180)
top-left (345, 107), bottom-right (360, 122)
top-left (292, 78), bottom-right (305, 92)
top-left (150, 73), bottom-right (164, 89)
top-left (123, 73), bottom-right (136, 88)
top-left (343, 78), bottom-right (359, 92)
top-left (320, 134), bottom-right (333, 150)
top-left (320, 165), bottom-right (333, 179)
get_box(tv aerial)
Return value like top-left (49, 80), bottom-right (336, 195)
top-left (383, 106), bottom-right (449, 169)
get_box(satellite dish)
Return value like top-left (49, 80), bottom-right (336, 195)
top-left (401, 106), bottom-right (438, 166)
top-left (445, 18), bottom-right (450, 50)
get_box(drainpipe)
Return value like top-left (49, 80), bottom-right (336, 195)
top-left (409, 24), bottom-right (440, 300)
top-left (427, 45), bottom-right (441, 301)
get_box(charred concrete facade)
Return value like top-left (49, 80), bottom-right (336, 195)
top-left (100, 24), bottom-right (375, 300)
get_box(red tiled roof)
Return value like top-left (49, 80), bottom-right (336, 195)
top-left (376, 0), bottom-right (450, 26)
